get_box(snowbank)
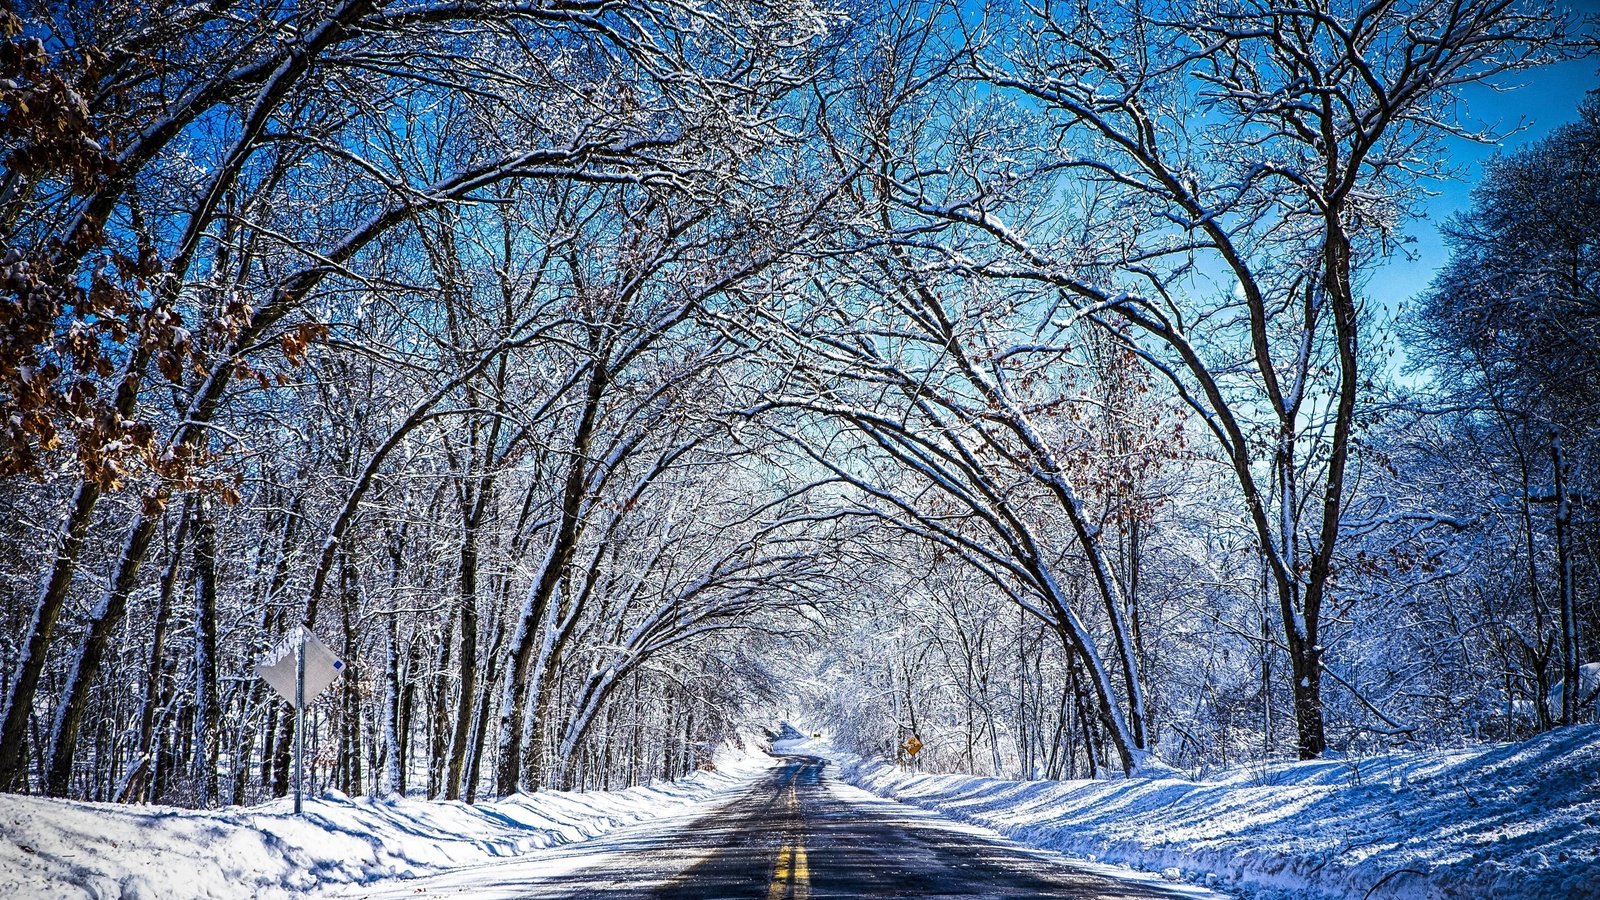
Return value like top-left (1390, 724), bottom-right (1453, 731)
top-left (781, 726), bottom-right (1600, 900)
top-left (0, 753), bottom-right (774, 899)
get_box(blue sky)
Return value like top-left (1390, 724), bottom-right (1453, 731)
top-left (1381, 2), bottom-right (1600, 308)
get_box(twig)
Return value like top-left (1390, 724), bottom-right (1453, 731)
top-left (1364, 868), bottom-right (1428, 899)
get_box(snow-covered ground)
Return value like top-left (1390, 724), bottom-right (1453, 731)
top-left (0, 751), bottom-right (775, 899)
top-left (9, 727), bottom-right (1596, 899)
top-left (779, 725), bottom-right (1600, 900)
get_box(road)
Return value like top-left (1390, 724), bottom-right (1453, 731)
top-left (346, 756), bottom-right (1218, 899)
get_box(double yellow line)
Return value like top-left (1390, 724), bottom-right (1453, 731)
top-left (766, 773), bottom-right (811, 900)
top-left (767, 840), bottom-right (810, 900)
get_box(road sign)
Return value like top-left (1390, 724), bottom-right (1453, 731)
top-left (902, 735), bottom-right (923, 757)
top-left (257, 627), bottom-right (344, 707)
top-left (257, 627), bottom-right (344, 814)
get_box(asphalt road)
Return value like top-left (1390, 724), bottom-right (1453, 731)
top-left (348, 756), bottom-right (1215, 899)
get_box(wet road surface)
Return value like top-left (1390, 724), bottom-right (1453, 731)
top-left (347, 756), bottom-right (1217, 899)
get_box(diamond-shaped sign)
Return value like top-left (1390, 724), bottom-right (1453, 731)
top-left (256, 627), bottom-right (345, 707)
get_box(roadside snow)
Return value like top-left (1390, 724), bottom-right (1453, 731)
top-left (0, 752), bottom-right (774, 899)
top-left (780, 725), bottom-right (1600, 900)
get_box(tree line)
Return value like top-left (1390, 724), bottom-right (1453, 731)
top-left (0, 0), bottom-right (1592, 806)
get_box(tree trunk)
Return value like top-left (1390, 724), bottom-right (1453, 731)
top-left (445, 486), bottom-right (488, 800)
top-left (381, 616), bottom-right (403, 798)
top-left (496, 364), bottom-right (607, 795)
top-left (118, 504), bottom-right (190, 803)
top-left (0, 481), bottom-right (103, 791)
top-left (427, 606), bottom-right (456, 799)
top-left (339, 561), bottom-right (362, 795)
top-left (43, 495), bottom-right (166, 796)
top-left (191, 504), bottom-right (220, 807)
top-left (1552, 430), bottom-right (1579, 725)
top-left (464, 592), bottom-right (507, 804)
top-left (398, 631), bottom-right (423, 796)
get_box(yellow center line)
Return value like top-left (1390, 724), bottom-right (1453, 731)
top-left (767, 768), bottom-right (811, 900)
top-left (766, 838), bottom-right (813, 900)
top-left (767, 843), bottom-right (792, 900)
top-left (792, 841), bottom-right (810, 900)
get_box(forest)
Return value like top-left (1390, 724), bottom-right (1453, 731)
top-left (0, 0), bottom-right (1594, 811)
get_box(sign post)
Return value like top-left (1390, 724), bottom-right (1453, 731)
top-left (900, 734), bottom-right (923, 772)
top-left (257, 626), bottom-right (345, 816)
top-left (294, 631), bottom-right (305, 815)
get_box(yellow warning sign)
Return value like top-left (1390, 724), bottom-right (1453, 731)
top-left (902, 735), bottom-right (923, 757)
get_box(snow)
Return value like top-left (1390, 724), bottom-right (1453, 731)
top-left (346, 747), bottom-right (1226, 900)
top-left (1548, 661), bottom-right (1600, 714)
top-left (0, 750), bottom-right (775, 899)
top-left (11, 727), bottom-right (1598, 900)
top-left (777, 725), bottom-right (1600, 900)
top-left (809, 763), bottom-right (1226, 899)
